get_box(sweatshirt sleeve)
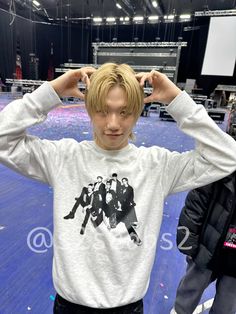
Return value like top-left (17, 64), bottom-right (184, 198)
top-left (0, 82), bottom-right (63, 185)
top-left (162, 91), bottom-right (236, 195)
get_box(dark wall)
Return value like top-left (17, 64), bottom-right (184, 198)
top-left (0, 9), bottom-right (17, 82)
top-left (0, 8), bottom-right (235, 96)
top-left (0, 8), bottom-right (90, 81)
top-left (35, 23), bottom-right (90, 79)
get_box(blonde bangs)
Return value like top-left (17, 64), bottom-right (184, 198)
top-left (85, 63), bottom-right (144, 120)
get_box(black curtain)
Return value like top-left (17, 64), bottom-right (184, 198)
top-left (0, 9), bottom-right (16, 81)
top-left (35, 22), bottom-right (90, 80)
top-left (16, 15), bottom-right (34, 79)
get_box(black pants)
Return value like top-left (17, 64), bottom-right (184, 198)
top-left (53, 294), bottom-right (143, 314)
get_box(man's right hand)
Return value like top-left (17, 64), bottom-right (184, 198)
top-left (135, 70), bottom-right (181, 104)
top-left (50, 67), bottom-right (96, 99)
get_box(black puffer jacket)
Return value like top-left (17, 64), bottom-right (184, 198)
top-left (177, 172), bottom-right (236, 277)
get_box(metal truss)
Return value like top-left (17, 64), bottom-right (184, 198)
top-left (195, 9), bottom-right (236, 16)
top-left (92, 42), bottom-right (187, 47)
top-left (215, 85), bottom-right (236, 92)
top-left (55, 67), bottom-right (174, 78)
top-left (96, 51), bottom-right (177, 57)
top-left (59, 64), bottom-right (176, 71)
top-left (6, 79), bottom-right (45, 86)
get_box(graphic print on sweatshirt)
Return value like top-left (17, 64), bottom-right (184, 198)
top-left (63, 173), bottom-right (142, 246)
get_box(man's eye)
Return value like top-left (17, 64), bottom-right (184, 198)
top-left (121, 110), bottom-right (131, 116)
top-left (96, 110), bottom-right (107, 115)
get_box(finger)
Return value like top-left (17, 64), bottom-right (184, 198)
top-left (135, 72), bottom-right (146, 80)
top-left (148, 70), bottom-right (160, 84)
top-left (147, 69), bottom-right (164, 87)
top-left (143, 95), bottom-right (154, 104)
top-left (77, 91), bottom-right (85, 100)
top-left (73, 67), bottom-right (95, 80)
top-left (81, 73), bottom-right (88, 83)
top-left (135, 72), bottom-right (147, 86)
top-left (82, 67), bottom-right (97, 77)
top-left (73, 88), bottom-right (85, 100)
top-left (138, 73), bottom-right (150, 87)
top-left (150, 70), bottom-right (164, 82)
top-left (85, 68), bottom-right (96, 76)
top-left (80, 73), bottom-right (90, 89)
top-left (81, 67), bottom-right (96, 89)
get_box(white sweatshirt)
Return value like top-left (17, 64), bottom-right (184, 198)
top-left (0, 82), bottom-right (236, 308)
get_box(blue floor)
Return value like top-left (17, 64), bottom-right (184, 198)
top-left (0, 96), bottom-right (228, 314)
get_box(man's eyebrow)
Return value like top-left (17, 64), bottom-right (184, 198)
top-left (105, 105), bottom-right (128, 110)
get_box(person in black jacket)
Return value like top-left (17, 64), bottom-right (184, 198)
top-left (171, 171), bottom-right (236, 314)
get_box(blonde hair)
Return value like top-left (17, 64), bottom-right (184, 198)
top-left (85, 63), bottom-right (144, 140)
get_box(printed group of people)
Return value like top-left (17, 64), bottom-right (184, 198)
top-left (64, 173), bottom-right (142, 245)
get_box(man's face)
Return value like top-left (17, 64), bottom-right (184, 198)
top-left (88, 185), bottom-right (93, 193)
top-left (91, 86), bottom-right (136, 150)
top-left (122, 179), bottom-right (128, 186)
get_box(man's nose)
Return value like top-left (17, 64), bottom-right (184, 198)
top-left (107, 114), bottom-right (120, 130)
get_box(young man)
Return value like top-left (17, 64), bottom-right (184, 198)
top-left (0, 63), bottom-right (236, 314)
top-left (172, 169), bottom-right (236, 314)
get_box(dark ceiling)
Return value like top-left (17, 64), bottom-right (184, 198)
top-left (0, 0), bottom-right (235, 22)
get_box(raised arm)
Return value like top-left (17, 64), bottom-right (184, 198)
top-left (136, 70), bottom-right (236, 194)
top-left (0, 67), bottom-right (95, 185)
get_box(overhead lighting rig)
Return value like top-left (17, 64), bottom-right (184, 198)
top-left (195, 9), bottom-right (236, 17)
top-left (92, 14), bottom-right (192, 25)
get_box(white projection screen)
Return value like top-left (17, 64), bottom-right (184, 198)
top-left (201, 16), bottom-right (236, 76)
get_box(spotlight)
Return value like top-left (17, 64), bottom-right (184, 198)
top-left (152, 1), bottom-right (158, 8)
top-left (106, 17), bottom-right (116, 23)
top-left (116, 3), bottom-right (122, 9)
top-left (133, 16), bottom-right (144, 22)
top-left (180, 14), bottom-right (191, 19)
top-left (93, 17), bottom-right (102, 23)
top-left (33, 0), bottom-right (40, 7)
